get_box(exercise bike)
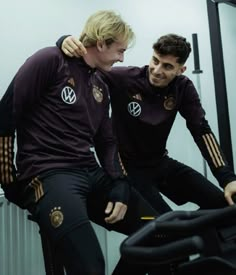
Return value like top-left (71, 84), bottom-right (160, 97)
top-left (120, 205), bottom-right (236, 275)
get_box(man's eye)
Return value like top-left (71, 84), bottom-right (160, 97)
top-left (165, 65), bottom-right (173, 70)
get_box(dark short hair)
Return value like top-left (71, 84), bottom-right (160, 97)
top-left (153, 34), bottom-right (191, 64)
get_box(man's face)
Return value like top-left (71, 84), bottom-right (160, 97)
top-left (96, 39), bottom-right (127, 71)
top-left (148, 51), bottom-right (186, 88)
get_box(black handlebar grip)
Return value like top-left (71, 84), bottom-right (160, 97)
top-left (121, 235), bottom-right (204, 264)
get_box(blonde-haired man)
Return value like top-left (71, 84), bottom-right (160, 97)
top-left (80, 10), bottom-right (135, 47)
top-left (0, 10), bottom-right (155, 275)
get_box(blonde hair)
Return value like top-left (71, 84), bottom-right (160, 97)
top-left (79, 10), bottom-right (135, 48)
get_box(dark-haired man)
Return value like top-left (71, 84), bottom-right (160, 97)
top-left (58, 33), bottom-right (236, 214)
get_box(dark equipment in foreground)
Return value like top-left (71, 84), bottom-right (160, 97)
top-left (120, 206), bottom-right (236, 275)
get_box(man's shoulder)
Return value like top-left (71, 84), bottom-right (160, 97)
top-left (111, 65), bottom-right (146, 74)
top-left (176, 74), bottom-right (191, 82)
top-left (16, 46), bottom-right (67, 81)
top-left (174, 74), bottom-right (194, 88)
top-left (29, 46), bottom-right (63, 61)
top-left (106, 65), bottom-right (147, 82)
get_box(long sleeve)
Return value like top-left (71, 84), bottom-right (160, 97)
top-left (94, 101), bottom-right (127, 180)
top-left (179, 79), bottom-right (236, 188)
top-left (0, 80), bottom-right (17, 184)
top-left (0, 47), bottom-right (60, 184)
top-left (56, 35), bottom-right (71, 49)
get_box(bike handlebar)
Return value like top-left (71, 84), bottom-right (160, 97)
top-left (120, 205), bottom-right (236, 264)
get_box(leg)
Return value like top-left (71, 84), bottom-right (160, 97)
top-left (57, 223), bottom-right (105, 275)
top-left (26, 170), bottom-right (107, 275)
top-left (87, 168), bottom-right (160, 275)
top-left (88, 184), bottom-right (159, 235)
top-left (126, 165), bottom-right (172, 214)
top-left (89, 186), bottom-right (158, 275)
top-left (39, 225), bottom-right (65, 275)
top-left (158, 156), bottom-right (228, 209)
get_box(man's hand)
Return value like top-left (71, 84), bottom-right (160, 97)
top-left (224, 180), bottom-right (236, 205)
top-left (104, 201), bottom-right (128, 224)
top-left (62, 36), bottom-right (87, 57)
top-left (104, 178), bottom-right (130, 223)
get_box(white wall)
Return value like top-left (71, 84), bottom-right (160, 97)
top-left (0, 0), bottom-right (235, 274)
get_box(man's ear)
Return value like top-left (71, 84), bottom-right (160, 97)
top-left (177, 65), bottom-right (186, 75)
top-left (96, 40), bottom-right (105, 52)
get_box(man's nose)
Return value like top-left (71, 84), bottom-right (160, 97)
top-left (153, 64), bottom-right (162, 74)
top-left (118, 53), bottom-right (124, 62)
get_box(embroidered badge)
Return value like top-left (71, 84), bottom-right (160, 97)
top-left (49, 207), bottom-right (64, 228)
top-left (68, 77), bottom-right (75, 87)
top-left (92, 85), bottom-right (103, 103)
top-left (132, 93), bottom-right (143, 101)
top-left (127, 102), bottom-right (141, 117)
top-left (61, 86), bottom-right (76, 104)
top-left (163, 96), bottom-right (176, 110)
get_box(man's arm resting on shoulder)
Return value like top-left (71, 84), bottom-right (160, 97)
top-left (56, 35), bottom-right (87, 57)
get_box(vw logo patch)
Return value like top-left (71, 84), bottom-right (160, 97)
top-left (128, 102), bottom-right (141, 117)
top-left (61, 86), bottom-right (76, 104)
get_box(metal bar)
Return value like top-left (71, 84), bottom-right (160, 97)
top-left (206, 0), bottom-right (234, 170)
top-left (212, 0), bottom-right (236, 7)
top-left (191, 33), bottom-right (207, 177)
